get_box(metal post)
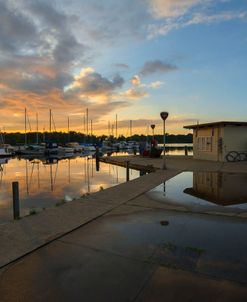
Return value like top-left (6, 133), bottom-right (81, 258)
top-left (96, 147), bottom-right (100, 171)
top-left (160, 112), bottom-right (169, 170)
top-left (12, 182), bottom-right (20, 220)
top-left (126, 161), bottom-right (130, 181)
top-left (162, 120), bottom-right (166, 169)
top-left (151, 124), bottom-right (155, 141)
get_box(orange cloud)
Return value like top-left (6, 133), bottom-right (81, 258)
top-left (120, 88), bottom-right (149, 100)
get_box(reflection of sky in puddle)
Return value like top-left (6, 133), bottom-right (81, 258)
top-left (147, 172), bottom-right (247, 213)
top-left (0, 157), bottom-right (139, 222)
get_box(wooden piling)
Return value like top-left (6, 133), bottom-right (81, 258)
top-left (96, 147), bottom-right (100, 171)
top-left (126, 161), bottom-right (130, 181)
top-left (185, 146), bottom-right (188, 156)
top-left (12, 181), bottom-right (20, 220)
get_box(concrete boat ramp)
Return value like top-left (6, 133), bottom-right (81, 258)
top-left (0, 156), bottom-right (247, 301)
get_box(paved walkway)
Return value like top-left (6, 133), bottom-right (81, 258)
top-left (0, 156), bottom-right (247, 301)
top-left (102, 154), bottom-right (247, 172)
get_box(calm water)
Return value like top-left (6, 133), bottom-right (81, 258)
top-left (161, 143), bottom-right (193, 156)
top-left (0, 156), bottom-right (139, 223)
top-left (107, 144), bottom-right (193, 157)
top-left (147, 171), bottom-right (247, 214)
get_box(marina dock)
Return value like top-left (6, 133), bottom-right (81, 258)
top-left (0, 156), bottom-right (247, 301)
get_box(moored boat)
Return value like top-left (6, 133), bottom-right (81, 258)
top-left (0, 144), bottom-right (15, 157)
top-left (15, 144), bottom-right (45, 156)
top-left (66, 142), bottom-right (83, 153)
top-left (44, 142), bottom-right (59, 155)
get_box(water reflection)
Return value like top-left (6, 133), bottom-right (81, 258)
top-left (105, 144), bottom-right (193, 157)
top-left (184, 172), bottom-right (247, 206)
top-left (147, 172), bottom-right (247, 214)
top-left (0, 156), bottom-right (139, 223)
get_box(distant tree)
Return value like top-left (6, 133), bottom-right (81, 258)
top-left (3, 131), bottom-right (193, 145)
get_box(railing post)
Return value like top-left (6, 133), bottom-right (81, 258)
top-left (126, 161), bottom-right (130, 181)
top-left (96, 147), bottom-right (100, 171)
top-left (12, 181), bottom-right (20, 220)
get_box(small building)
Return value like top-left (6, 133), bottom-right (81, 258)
top-left (184, 121), bottom-right (247, 162)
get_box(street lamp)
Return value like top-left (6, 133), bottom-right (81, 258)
top-left (160, 112), bottom-right (169, 170)
top-left (150, 124), bottom-right (155, 140)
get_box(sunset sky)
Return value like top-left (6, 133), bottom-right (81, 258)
top-left (0, 0), bottom-right (247, 135)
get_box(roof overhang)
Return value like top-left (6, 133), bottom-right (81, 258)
top-left (184, 121), bottom-right (247, 130)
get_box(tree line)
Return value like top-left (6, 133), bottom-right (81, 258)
top-left (1, 131), bottom-right (193, 145)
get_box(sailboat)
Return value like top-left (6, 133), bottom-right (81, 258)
top-left (44, 109), bottom-right (59, 155)
top-left (16, 109), bottom-right (45, 156)
top-left (0, 145), bottom-right (14, 157)
top-left (0, 131), bottom-right (14, 157)
top-left (44, 110), bottom-right (74, 156)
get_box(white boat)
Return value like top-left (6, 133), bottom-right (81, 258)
top-left (0, 144), bottom-right (14, 157)
top-left (81, 144), bottom-right (96, 152)
top-left (58, 146), bottom-right (74, 154)
top-left (112, 141), bottom-right (131, 150)
top-left (126, 141), bottom-right (139, 149)
top-left (66, 142), bottom-right (83, 153)
top-left (16, 144), bottom-right (45, 155)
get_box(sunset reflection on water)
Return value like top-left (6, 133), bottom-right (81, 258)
top-left (0, 156), bottom-right (139, 223)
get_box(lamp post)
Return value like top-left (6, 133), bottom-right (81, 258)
top-left (160, 112), bottom-right (169, 170)
top-left (150, 124), bottom-right (155, 140)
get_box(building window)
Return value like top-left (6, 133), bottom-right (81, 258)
top-left (197, 137), bottom-right (212, 152)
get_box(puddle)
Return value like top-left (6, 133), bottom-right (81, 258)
top-left (146, 172), bottom-right (247, 214)
top-left (62, 206), bottom-right (247, 283)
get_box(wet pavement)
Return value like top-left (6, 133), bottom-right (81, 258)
top-left (1, 157), bottom-right (247, 301)
top-left (1, 204), bottom-right (247, 301)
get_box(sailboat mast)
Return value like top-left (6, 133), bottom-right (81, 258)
top-left (108, 121), bottom-right (110, 137)
top-left (86, 108), bottom-right (89, 139)
top-left (24, 108), bottom-right (27, 145)
top-left (130, 120), bottom-right (132, 137)
top-left (36, 113), bottom-right (39, 145)
top-left (49, 109), bottom-right (52, 133)
top-left (86, 108), bottom-right (88, 136)
top-left (115, 114), bottom-right (118, 139)
top-left (68, 116), bottom-right (70, 143)
top-left (83, 114), bottom-right (86, 133)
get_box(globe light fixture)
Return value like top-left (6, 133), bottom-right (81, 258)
top-left (160, 112), bottom-right (169, 170)
top-left (150, 124), bottom-right (155, 139)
